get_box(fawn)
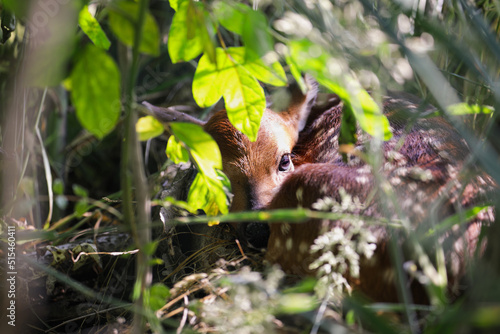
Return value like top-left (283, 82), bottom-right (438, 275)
top-left (147, 76), bottom-right (495, 301)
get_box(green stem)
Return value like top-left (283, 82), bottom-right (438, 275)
top-left (119, 0), bottom-right (152, 332)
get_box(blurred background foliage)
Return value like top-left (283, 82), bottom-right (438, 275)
top-left (1, 0), bottom-right (500, 333)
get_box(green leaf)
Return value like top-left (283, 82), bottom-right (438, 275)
top-left (168, 0), bottom-right (214, 63)
top-left (192, 48), bottom-right (227, 107)
top-left (169, 123), bottom-right (228, 215)
top-left (193, 46), bottom-right (284, 109)
top-left (166, 135), bottom-right (190, 164)
top-left (143, 240), bottom-right (159, 256)
top-left (75, 199), bottom-right (90, 217)
top-left (242, 10), bottom-right (274, 61)
top-left (188, 172), bottom-right (228, 215)
top-left (149, 283), bottom-right (171, 311)
top-left (136, 116), bottom-right (164, 141)
top-left (285, 54), bottom-right (307, 93)
top-left (447, 103), bottom-right (494, 115)
top-left (72, 184), bottom-right (88, 198)
top-left (424, 205), bottom-right (491, 239)
top-left (277, 293), bottom-right (318, 314)
top-left (193, 47), bottom-right (267, 141)
top-left (213, 2), bottom-right (250, 35)
top-left (170, 123), bottom-right (222, 177)
top-left (109, 2), bottom-right (160, 56)
top-left (53, 179), bottom-right (64, 195)
top-left (289, 39), bottom-right (391, 141)
top-left (161, 196), bottom-right (197, 213)
top-left (70, 44), bottom-right (121, 139)
top-left (222, 53), bottom-right (266, 142)
top-left (78, 6), bottom-right (111, 50)
top-left (169, 0), bottom-right (179, 11)
top-left (227, 47), bottom-right (286, 86)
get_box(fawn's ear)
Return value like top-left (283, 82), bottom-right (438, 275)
top-left (271, 74), bottom-right (319, 134)
top-left (296, 74), bottom-right (319, 132)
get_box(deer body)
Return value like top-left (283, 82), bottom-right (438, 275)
top-left (148, 78), bottom-right (495, 301)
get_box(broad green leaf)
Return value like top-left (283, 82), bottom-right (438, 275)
top-left (75, 199), bottom-right (90, 217)
top-left (221, 48), bottom-right (267, 142)
top-left (227, 47), bottom-right (286, 86)
top-left (166, 135), bottom-right (189, 164)
top-left (109, 2), bottom-right (160, 56)
top-left (213, 2), bottom-right (250, 35)
top-left (193, 47), bottom-right (284, 109)
top-left (242, 10), bottom-right (274, 61)
top-left (78, 5), bottom-right (111, 50)
top-left (170, 123), bottom-right (222, 178)
top-left (168, 0), bottom-right (214, 63)
top-left (192, 48), bottom-right (227, 107)
top-left (169, 123), bottom-right (228, 215)
top-left (169, 0), bottom-right (180, 11)
top-left (188, 172), bottom-right (228, 215)
top-left (70, 45), bottom-right (121, 139)
top-left (223, 60), bottom-right (266, 142)
top-left (136, 116), bottom-right (164, 141)
top-left (193, 47), bottom-right (267, 141)
top-left (447, 103), bottom-right (494, 115)
top-left (289, 39), bottom-right (391, 141)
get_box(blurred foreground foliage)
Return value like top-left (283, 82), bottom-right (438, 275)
top-left (0, 0), bottom-right (500, 333)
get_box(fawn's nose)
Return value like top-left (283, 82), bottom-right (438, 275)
top-left (237, 221), bottom-right (270, 250)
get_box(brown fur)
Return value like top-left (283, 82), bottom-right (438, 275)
top-left (154, 80), bottom-right (496, 302)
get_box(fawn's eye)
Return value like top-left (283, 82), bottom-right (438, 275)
top-left (279, 153), bottom-right (293, 172)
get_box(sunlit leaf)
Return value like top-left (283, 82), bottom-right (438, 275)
top-left (223, 48), bottom-right (266, 142)
top-left (78, 5), bottom-right (111, 50)
top-left (109, 2), bottom-right (160, 56)
top-left (277, 293), bottom-right (318, 314)
top-left (170, 123), bottom-right (221, 176)
top-left (169, 122), bottom-right (228, 215)
top-left (447, 103), bottom-right (494, 115)
top-left (213, 1), bottom-right (250, 35)
top-left (166, 135), bottom-right (189, 164)
top-left (192, 48), bottom-right (227, 107)
top-left (228, 47), bottom-right (286, 86)
top-left (188, 172), bottom-right (228, 215)
top-left (136, 116), bottom-right (164, 141)
top-left (289, 39), bottom-right (391, 141)
top-left (193, 47), bottom-right (267, 141)
top-left (168, 0), bottom-right (179, 11)
top-left (168, 0), bottom-right (214, 63)
top-left (70, 44), bottom-right (121, 139)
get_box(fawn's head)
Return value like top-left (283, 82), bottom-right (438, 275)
top-left (203, 78), bottom-right (318, 212)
